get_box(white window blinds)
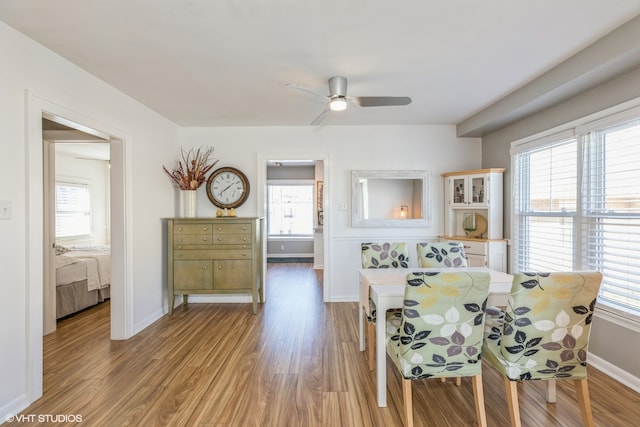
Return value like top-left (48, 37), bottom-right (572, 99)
top-left (55, 181), bottom-right (91, 238)
top-left (582, 119), bottom-right (640, 314)
top-left (512, 111), bottom-right (640, 318)
top-left (513, 138), bottom-right (577, 272)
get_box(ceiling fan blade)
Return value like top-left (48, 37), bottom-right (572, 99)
top-left (353, 96), bottom-right (412, 107)
top-left (286, 83), bottom-right (328, 99)
top-left (310, 105), bottom-right (331, 126)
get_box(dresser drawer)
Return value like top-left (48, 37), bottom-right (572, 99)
top-left (174, 234), bottom-right (213, 245)
top-left (460, 240), bottom-right (487, 256)
top-left (173, 224), bottom-right (213, 234)
top-left (212, 223), bottom-right (252, 234)
top-left (174, 249), bottom-right (252, 260)
top-left (212, 233), bottom-right (251, 245)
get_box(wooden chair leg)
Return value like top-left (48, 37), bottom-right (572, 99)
top-left (402, 378), bottom-right (413, 427)
top-left (574, 379), bottom-right (595, 427)
top-left (367, 321), bottom-right (375, 371)
top-left (455, 376), bottom-right (462, 386)
top-left (504, 377), bottom-right (522, 427)
top-left (471, 374), bottom-right (487, 427)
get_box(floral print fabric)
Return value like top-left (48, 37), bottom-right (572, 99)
top-left (386, 271), bottom-right (490, 379)
top-left (416, 242), bottom-right (467, 268)
top-left (362, 242), bottom-right (409, 323)
top-left (483, 272), bottom-right (603, 381)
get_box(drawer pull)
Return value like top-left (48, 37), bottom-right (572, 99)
top-left (177, 227), bottom-right (183, 231)
top-left (202, 227), bottom-right (208, 231)
top-left (217, 237), bottom-right (223, 242)
top-left (218, 227), bottom-right (223, 231)
top-left (218, 265), bottom-right (222, 270)
top-left (203, 266), bottom-right (208, 270)
top-left (242, 237), bottom-right (247, 242)
top-left (202, 237), bottom-right (207, 242)
top-left (243, 252), bottom-right (248, 257)
top-left (178, 238), bottom-right (183, 242)
top-left (242, 226), bottom-right (247, 231)
top-left (177, 245), bottom-right (183, 250)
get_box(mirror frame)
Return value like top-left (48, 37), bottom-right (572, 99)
top-left (351, 170), bottom-right (430, 228)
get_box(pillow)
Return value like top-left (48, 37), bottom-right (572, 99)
top-left (55, 245), bottom-right (70, 256)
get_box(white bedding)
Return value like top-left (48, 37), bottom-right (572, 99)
top-left (56, 250), bottom-right (111, 291)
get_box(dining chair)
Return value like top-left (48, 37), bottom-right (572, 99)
top-left (483, 271), bottom-right (603, 427)
top-left (416, 241), bottom-right (468, 268)
top-left (386, 271), bottom-right (491, 427)
top-left (361, 242), bottom-right (409, 370)
top-left (415, 241), bottom-right (469, 385)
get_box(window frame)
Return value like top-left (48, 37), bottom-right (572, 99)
top-left (511, 106), bottom-right (640, 323)
top-left (55, 177), bottom-right (92, 240)
top-left (266, 179), bottom-right (315, 238)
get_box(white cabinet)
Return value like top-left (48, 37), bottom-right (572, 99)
top-left (441, 168), bottom-right (507, 272)
top-left (439, 237), bottom-right (507, 272)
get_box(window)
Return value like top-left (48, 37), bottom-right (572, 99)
top-left (267, 183), bottom-right (314, 236)
top-left (513, 138), bottom-right (578, 272)
top-left (512, 111), bottom-right (640, 319)
top-left (55, 181), bottom-right (91, 238)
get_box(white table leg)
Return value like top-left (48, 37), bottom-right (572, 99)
top-left (375, 297), bottom-right (389, 407)
top-left (546, 379), bottom-right (557, 403)
top-left (358, 302), bottom-right (365, 351)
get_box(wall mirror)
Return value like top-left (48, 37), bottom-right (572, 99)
top-left (351, 170), bottom-right (430, 227)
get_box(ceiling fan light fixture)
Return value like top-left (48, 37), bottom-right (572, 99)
top-left (329, 97), bottom-right (347, 111)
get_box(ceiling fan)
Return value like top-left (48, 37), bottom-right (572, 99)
top-left (286, 76), bottom-right (412, 125)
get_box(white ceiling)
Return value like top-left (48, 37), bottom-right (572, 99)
top-left (2, 1), bottom-right (640, 129)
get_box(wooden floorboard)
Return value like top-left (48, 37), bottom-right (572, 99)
top-left (11, 263), bottom-right (640, 426)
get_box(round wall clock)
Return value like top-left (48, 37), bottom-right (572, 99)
top-left (206, 167), bottom-right (250, 209)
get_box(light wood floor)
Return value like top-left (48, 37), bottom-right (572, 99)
top-left (14, 263), bottom-right (640, 426)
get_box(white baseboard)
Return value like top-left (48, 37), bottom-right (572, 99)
top-left (588, 353), bottom-right (640, 393)
top-left (134, 308), bottom-right (165, 336)
top-left (0, 393), bottom-right (29, 425)
top-left (187, 295), bottom-right (253, 303)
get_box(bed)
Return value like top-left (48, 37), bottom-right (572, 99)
top-left (55, 244), bottom-right (111, 319)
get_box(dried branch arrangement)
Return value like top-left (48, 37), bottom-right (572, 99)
top-left (163, 146), bottom-right (218, 190)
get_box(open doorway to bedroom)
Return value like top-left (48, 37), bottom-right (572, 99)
top-left (42, 115), bottom-right (112, 335)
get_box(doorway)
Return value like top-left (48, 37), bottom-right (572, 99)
top-left (258, 153), bottom-right (329, 302)
top-left (26, 95), bottom-right (130, 402)
top-left (42, 115), bottom-right (111, 335)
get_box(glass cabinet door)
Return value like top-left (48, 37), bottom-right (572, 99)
top-left (469, 175), bottom-right (487, 206)
top-left (450, 174), bottom-right (489, 207)
top-left (451, 177), bottom-right (467, 206)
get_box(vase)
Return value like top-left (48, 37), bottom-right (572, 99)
top-left (181, 190), bottom-right (197, 218)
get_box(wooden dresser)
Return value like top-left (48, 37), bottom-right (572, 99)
top-left (166, 217), bottom-right (264, 314)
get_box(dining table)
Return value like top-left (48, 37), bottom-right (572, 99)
top-left (359, 267), bottom-right (514, 407)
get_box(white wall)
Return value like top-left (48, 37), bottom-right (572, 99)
top-left (181, 125), bottom-right (481, 302)
top-left (0, 21), bottom-right (180, 418)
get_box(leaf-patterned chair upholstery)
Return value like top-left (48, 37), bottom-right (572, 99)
top-left (386, 271), bottom-right (491, 427)
top-left (482, 272), bottom-right (603, 427)
top-left (416, 241), bottom-right (468, 268)
top-left (361, 242), bottom-right (409, 371)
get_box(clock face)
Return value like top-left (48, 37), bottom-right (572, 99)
top-left (206, 167), bottom-right (250, 209)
